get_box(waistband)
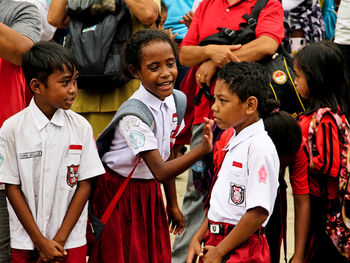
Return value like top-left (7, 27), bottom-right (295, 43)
top-left (208, 222), bottom-right (265, 236)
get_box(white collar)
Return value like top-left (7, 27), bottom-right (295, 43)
top-left (136, 84), bottom-right (173, 111)
top-left (223, 119), bottom-right (265, 150)
top-left (29, 99), bottom-right (65, 131)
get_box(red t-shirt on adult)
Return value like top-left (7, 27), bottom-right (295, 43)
top-left (180, 0), bottom-right (285, 125)
top-left (0, 58), bottom-right (28, 127)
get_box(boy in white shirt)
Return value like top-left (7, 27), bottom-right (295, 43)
top-left (0, 41), bottom-right (105, 263)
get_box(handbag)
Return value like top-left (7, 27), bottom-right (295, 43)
top-left (89, 157), bottom-right (141, 240)
top-left (198, 0), bottom-right (307, 117)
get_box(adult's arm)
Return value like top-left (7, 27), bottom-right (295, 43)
top-left (0, 23), bottom-right (34, 65)
top-left (179, 35), bottom-right (278, 67)
top-left (48, 0), bottom-right (159, 28)
top-left (125, 0), bottom-right (159, 25)
top-left (47, 0), bottom-right (70, 28)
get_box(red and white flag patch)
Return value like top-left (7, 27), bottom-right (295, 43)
top-left (232, 161), bottom-right (242, 168)
top-left (172, 113), bottom-right (178, 123)
top-left (69, 145), bottom-right (82, 155)
top-left (258, 165), bottom-right (267, 184)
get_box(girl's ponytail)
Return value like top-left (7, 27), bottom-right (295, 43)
top-left (260, 99), bottom-right (281, 119)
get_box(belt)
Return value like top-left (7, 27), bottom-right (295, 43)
top-left (208, 222), bottom-right (265, 236)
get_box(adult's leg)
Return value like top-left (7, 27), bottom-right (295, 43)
top-left (172, 123), bottom-right (206, 263)
top-left (0, 189), bottom-right (10, 263)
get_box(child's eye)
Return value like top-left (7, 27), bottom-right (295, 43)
top-left (62, 80), bottom-right (69, 86)
top-left (168, 61), bottom-right (175, 67)
top-left (149, 66), bottom-right (159, 72)
top-left (220, 98), bottom-right (227, 103)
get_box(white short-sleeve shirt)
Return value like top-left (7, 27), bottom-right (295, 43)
top-left (102, 84), bottom-right (184, 179)
top-left (208, 120), bottom-right (279, 227)
top-left (0, 99), bottom-right (105, 250)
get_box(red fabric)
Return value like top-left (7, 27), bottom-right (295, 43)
top-left (204, 128), bottom-right (234, 208)
top-left (88, 167), bottom-right (171, 263)
top-left (175, 67), bottom-right (198, 145)
top-left (180, 0), bottom-right (285, 125)
top-left (11, 245), bottom-right (87, 263)
top-left (299, 112), bottom-right (341, 199)
top-left (289, 139), bottom-right (310, 195)
top-left (0, 58), bottom-right (28, 127)
top-left (200, 221), bottom-right (270, 263)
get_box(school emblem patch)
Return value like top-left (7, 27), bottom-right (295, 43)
top-left (0, 153), bottom-right (3, 165)
top-left (67, 165), bottom-right (79, 187)
top-left (129, 130), bottom-right (145, 149)
top-left (229, 183), bottom-right (245, 206)
top-left (272, 70), bottom-right (287, 85)
top-left (258, 165), bottom-right (267, 184)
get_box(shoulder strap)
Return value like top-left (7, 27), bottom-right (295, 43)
top-left (172, 89), bottom-right (187, 126)
top-left (242, 0), bottom-right (269, 30)
top-left (96, 99), bottom-right (155, 158)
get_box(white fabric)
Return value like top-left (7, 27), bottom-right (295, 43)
top-left (0, 99), bottom-right (105, 249)
top-left (208, 120), bottom-right (279, 227)
top-left (334, 0), bottom-right (350, 45)
top-left (102, 84), bottom-right (184, 179)
top-left (282, 0), bottom-right (304, 11)
top-left (192, 0), bottom-right (203, 11)
top-left (14, 0), bottom-right (56, 41)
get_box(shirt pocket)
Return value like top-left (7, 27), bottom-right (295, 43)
top-left (60, 147), bottom-right (82, 190)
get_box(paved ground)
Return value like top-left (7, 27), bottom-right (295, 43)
top-left (168, 170), bottom-right (295, 263)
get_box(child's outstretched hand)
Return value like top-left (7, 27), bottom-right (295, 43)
top-left (167, 205), bottom-right (185, 235)
top-left (199, 117), bottom-right (214, 154)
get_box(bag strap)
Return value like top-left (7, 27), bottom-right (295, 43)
top-left (241, 0), bottom-right (268, 31)
top-left (100, 157), bottom-right (142, 224)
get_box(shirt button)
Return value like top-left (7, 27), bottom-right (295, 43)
top-left (226, 8), bottom-right (229, 12)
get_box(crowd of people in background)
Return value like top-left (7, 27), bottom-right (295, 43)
top-left (0, 0), bottom-right (350, 262)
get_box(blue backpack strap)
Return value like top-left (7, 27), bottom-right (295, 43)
top-left (96, 99), bottom-right (154, 158)
top-left (172, 89), bottom-right (187, 126)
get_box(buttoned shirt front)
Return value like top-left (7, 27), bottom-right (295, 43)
top-left (0, 99), bottom-right (105, 249)
top-left (208, 120), bottom-right (279, 227)
top-left (102, 85), bottom-right (184, 179)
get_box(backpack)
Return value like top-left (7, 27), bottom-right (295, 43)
top-left (198, 0), bottom-right (307, 118)
top-left (96, 89), bottom-right (187, 158)
top-left (308, 108), bottom-right (350, 260)
top-left (64, 0), bottom-right (132, 91)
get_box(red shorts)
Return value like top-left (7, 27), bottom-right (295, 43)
top-left (11, 245), bottom-right (87, 263)
top-left (201, 221), bottom-right (270, 263)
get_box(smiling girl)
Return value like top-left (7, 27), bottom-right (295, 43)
top-left (88, 29), bottom-right (214, 263)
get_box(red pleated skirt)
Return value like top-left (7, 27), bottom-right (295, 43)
top-left (88, 167), bottom-right (171, 263)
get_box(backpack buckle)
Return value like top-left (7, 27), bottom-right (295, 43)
top-left (247, 17), bottom-right (257, 27)
top-left (222, 28), bottom-right (238, 40)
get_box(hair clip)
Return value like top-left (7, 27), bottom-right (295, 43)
top-left (271, 108), bottom-right (280, 114)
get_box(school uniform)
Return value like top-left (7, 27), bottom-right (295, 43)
top-left (204, 120), bottom-right (279, 262)
top-left (88, 84), bottom-right (184, 263)
top-left (0, 99), bottom-right (105, 262)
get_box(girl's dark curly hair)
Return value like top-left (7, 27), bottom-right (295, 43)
top-left (124, 29), bottom-right (178, 73)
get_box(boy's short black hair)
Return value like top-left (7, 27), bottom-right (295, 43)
top-left (22, 41), bottom-right (78, 87)
top-left (217, 62), bottom-right (271, 115)
top-left (124, 29), bottom-right (177, 71)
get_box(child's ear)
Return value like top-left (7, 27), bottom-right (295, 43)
top-left (128, 65), bottom-right (141, 80)
top-left (246, 96), bottom-right (258, 115)
top-left (29, 78), bottom-right (42, 94)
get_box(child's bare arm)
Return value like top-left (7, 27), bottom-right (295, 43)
top-left (141, 117), bottom-right (214, 183)
top-left (187, 216), bottom-right (209, 263)
top-left (5, 184), bottom-right (66, 261)
top-left (164, 179), bottom-right (185, 235)
top-left (291, 194), bottom-right (310, 263)
top-left (53, 179), bottom-right (92, 246)
top-left (202, 207), bottom-right (268, 263)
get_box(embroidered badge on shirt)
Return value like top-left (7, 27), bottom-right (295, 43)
top-left (19, 151), bottom-right (42, 159)
top-left (67, 164), bottom-right (79, 187)
top-left (129, 130), bottom-right (145, 149)
top-left (69, 145), bottom-right (83, 154)
top-left (172, 113), bottom-right (178, 123)
top-left (229, 183), bottom-right (245, 207)
top-left (125, 118), bottom-right (141, 132)
top-left (272, 70), bottom-right (287, 85)
top-left (258, 165), bottom-right (267, 184)
top-left (0, 153), bottom-right (3, 165)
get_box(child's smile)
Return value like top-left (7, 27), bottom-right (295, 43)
top-left (133, 40), bottom-right (177, 100)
